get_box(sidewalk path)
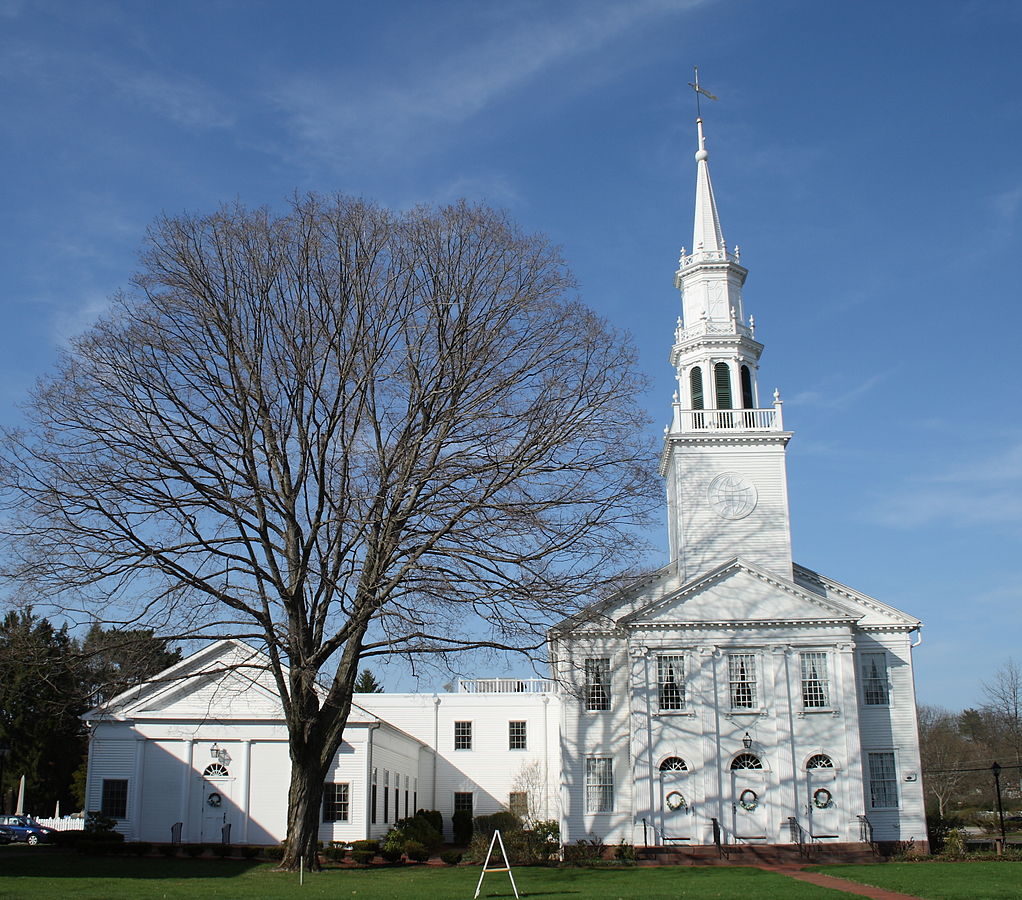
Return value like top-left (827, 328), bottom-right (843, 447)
top-left (762, 865), bottom-right (925, 900)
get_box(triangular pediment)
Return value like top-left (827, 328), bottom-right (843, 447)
top-left (619, 558), bottom-right (857, 628)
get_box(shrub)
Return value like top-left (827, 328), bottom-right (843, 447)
top-left (240, 845), bottom-right (261, 859)
top-left (380, 846), bottom-right (403, 863)
top-left (53, 830), bottom-right (88, 849)
top-left (84, 810), bottom-right (117, 833)
top-left (562, 837), bottom-right (606, 866)
top-left (452, 810), bottom-right (473, 844)
top-left (440, 850), bottom-right (463, 866)
top-left (473, 811), bottom-right (521, 839)
top-left (183, 843), bottom-right (206, 857)
top-left (126, 841), bottom-right (152, 856)
top-left (614, 841), bottom-right (635, 863)
top-left (322, 846), bottom-right (347, 862)
top-left (404, 839), bottom-right (430, 862)
top-left (263, 844), bottom-right (286, 860)
top-left (211, 843), bottom-right (233, 858)
top-left (389, 813), bottom-right (443, 851)
top-left (351, 839), bottom-right (379, 853)
top-left (159, 844), bottom-right (178, 857)
top-left (349, 849), bottom-right (374, 865)
top-left (417, 809), bottom-right (444, 835)
top-left (530, 819), bottom-right (560, 848)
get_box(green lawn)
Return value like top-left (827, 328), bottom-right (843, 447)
top-left (810, 861), bottom-right (1022, 900)
top-left (0, 849), bottom-right (854, 900)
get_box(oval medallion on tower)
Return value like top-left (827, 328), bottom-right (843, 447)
top-left (707, 472), bottom-right (758, 520)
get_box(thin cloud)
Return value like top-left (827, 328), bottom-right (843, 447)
top-left (788, 371), bottom-right (888, 410)
top-left (268, 0), bottom-right (702, 170)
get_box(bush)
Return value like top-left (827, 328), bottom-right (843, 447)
top-left (380, 846), bottom-right (403, 863)
top-left (322, 846), bottom-right (347, 862)
top-left (473, 811), bottom-right (521, 839)
top-left (416, 809), bottom-right (443, 835)
top-left (404, 839), bottom-right (430, 862)
top-left (562, 837), bottom-right (607, 866)
top-left (211, 843), bottom-right (232, 858)
top-left (126, 841), bottom-right (152, 856)
top-left (263, 844), bottom-right (286, 860)
top-left (452, 810), bottom-right (473, 844)
top-left (351, 839), bottom-right (379, 853)
top-left (240, 845), bottom-right (261, 859)
top-left (614, 841), bottom-right (635, 863)
top-left (183, 843), bottom-right (206, 857)
top-left (530, 819), bottom-right (560, 848)
top-left (53, 830), bottom-right (88, 849)
top-left (390, 813), bottom-right (443, 851)
top-left (440, 850), bottom-right (463, 866)
top-left (159, 843), bottom-right (178, 857)
top-left (84, 810), bottom-right (118, 833)
top-left (349, 849), bottom-right (374, 865)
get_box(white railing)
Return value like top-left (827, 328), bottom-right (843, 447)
top-left (34, 817), bottom-right (84, 831)
top-left (673, 406), bottom-right (783, 433)
top-left (458, 678), bottom-right (555, 694)
top-left (674, 320), bottom-right (753, 343)
top-left (677, 248), bottom-right (741, 268)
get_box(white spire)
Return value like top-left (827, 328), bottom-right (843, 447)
top-left (692, 117), bottom-right (725, 255)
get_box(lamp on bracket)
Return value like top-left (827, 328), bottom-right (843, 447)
top-left (742, 732), bottom-right (753, 750)
top-left (210, 742), bottom-right (221, 759)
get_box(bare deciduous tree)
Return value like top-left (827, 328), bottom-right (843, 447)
top-left (918, 704), bottom-right (986, 819)
top-left (0, 196), bottom-right (657, 868)
top-left (982, 658), bottom-right (1022, 794)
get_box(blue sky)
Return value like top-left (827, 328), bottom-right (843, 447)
top-left (1, 0), bottom-right (1019, 709)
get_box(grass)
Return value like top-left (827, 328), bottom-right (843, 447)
top-left (0, 848), bottom-right (854, 899)
top-left (808, 860), bottom-right (1022, 900)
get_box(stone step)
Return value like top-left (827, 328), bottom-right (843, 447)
top-left (635, 841), bottom-right (880, 867)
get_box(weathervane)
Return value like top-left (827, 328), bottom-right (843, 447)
top-left (688, 66), bottom-right (718, 118)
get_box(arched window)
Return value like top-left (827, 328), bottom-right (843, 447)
top-left (660, 757), bottom-right (688, 772)
top-left (714, 363), bottom-right (732, 409)
top-left (689, 367), bottom-right (704, 410)
top-left (203, 763), bottom-right (230, 777)
top-left (741, 365), bottom-right (754, 409)
top-left (806, 754), bottom-right (834, 770)
top-left (730, 753), bottom-right (763, 770)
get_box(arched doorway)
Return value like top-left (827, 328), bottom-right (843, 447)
top-left (657, 757), bottom-right (691, 842)
top-left (729, 752), bottom-right (768, 841)
top-left (805, 753), bottom-right (839, 839)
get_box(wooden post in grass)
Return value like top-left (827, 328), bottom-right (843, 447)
top-left (474, 830), bottom-right (519, 899)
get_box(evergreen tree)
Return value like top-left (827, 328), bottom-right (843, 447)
top-left (353, 669), bottom-right (384, 693)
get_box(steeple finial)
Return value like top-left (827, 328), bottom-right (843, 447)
top-left (686, 68), bottom-right (724, 257)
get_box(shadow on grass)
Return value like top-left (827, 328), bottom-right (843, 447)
top-left (0, 847), bottom-right (265, 880)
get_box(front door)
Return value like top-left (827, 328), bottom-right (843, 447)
top-left (199, 772), bottom-right (233, 843)
top-left (731, 771), bottom-right (768, 840)
top-left (807, 768), bottom-right (840, 838)
top-left (658, 763), bottom-right (692, 842)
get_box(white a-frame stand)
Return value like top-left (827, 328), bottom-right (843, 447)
top-left (474, 829), bottom-right (520, 899)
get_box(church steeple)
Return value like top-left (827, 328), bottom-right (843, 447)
top-left (661, 112), bottom-right (793, 582)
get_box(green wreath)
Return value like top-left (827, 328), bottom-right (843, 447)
top-left (737, 789), bottom-right (758, 811)
top-left (207, 792), bottom-right (222, 808)
top-left (812, 788), bottom-right (832, 809)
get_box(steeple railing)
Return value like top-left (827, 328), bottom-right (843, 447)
top-left (670, 405), bottom-right (783, 434)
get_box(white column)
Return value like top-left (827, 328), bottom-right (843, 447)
top-left (131, 737), bottom-right (146, 840)
top-left (179, 740), bottom-right (193, 842)
top-left (240, 740), bottom-right (252, 843)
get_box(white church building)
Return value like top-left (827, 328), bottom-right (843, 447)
top-left (83, 117), bottom-right (927, 852)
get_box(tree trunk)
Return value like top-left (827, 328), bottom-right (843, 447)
top-left (280, 740), bottom-right (330, 871)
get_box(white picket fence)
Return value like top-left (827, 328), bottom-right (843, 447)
top-left (33, 817), bottom-right (84, 831)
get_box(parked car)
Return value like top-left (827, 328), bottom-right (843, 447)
top-left (0, 825), bottom-right (16, 845)
top-left (0, 815), bottom-right (55, 845)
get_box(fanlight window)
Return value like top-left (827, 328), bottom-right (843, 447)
top-left (203, 763), bottom-right (229, 777)
top-left (806, 754), bottom-right (834, 770)
top-left (659, 757), bottom-right (688, 772)
top-left (730, 753), bottom-right (763, 771)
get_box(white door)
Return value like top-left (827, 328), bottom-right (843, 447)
top-left (731, 771), bottom-right (768, 840)
top-left (807, 769), bottom-right (840, 838)
top-left (198, 774), bottom-right (233, 843)
top-left (658, 768), bottom-right (692, 841)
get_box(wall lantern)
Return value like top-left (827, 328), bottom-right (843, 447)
top-left (210, 743), bottom-right (221, 759)
top-left (742, 733), bottom-right (753, 750)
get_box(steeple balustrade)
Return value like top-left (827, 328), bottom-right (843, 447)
top-left (674, 319), bottom-right (754, 343)
top-left (672, 405), bottom-right (783, 433)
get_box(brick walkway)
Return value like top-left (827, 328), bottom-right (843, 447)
top-left (763, 866), bottom-right (924, 899)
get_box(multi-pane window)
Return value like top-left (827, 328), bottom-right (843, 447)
top-left (728, 654), bottom-right (758, 709)
top-left (730, 753), bottom-right (763, 771)
top-left (509, 721), bottom-right (528, 750)
top-left (868, 752), bottom-right (898, 808)
top-left (861, 653), bottom-right (890, 705)
top-left (100, 779), bottom-right (128, 819)
top-left (509, 791), bottom-right (529, 819)
top-left (659, 757), bottom-right (688, 772)
top-left (800, 652), bottom-right (830, 708)
top-left (454, 792), bottom-right (473, 815)
top-left (322, 783), bottom-right (349, 822)
top-left (454, 721), bottom-right (473, 750)
top-left (657, 655), bottom-right (686, 710)
top-left (584, 658), bottom-right (611, 711)
top-left (585, 757), bottom-right (614, 813)
top-left (806, 754), bottom-right (834, 770)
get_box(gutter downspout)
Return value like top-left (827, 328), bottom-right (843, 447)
top-left (910, 626), bottom-right (923, 648)
top-left (365, 723), bottom-right (380, 840)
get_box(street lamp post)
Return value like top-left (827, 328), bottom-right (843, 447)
top-left (991, 762), bottom-right (1007, 850)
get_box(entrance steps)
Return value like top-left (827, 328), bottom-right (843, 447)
top-left (636, 841), bottom-right (879, 867)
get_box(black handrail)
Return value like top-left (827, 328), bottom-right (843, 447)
top-left (710, 817), bottom-right (730, 859)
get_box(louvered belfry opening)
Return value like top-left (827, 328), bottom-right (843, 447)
top-left (741, 365), bottom-right (754, 409)
top-left (714, 362), bottom-right (732, 409)
top-left (689, 366), bottom-right (704, 409)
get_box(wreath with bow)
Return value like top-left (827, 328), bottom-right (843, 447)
top-left (665, 790), bottom-right (687, 811)
top-left (207, 792), bottom-right (222, 808)
top-left (737, 789), bottom-right (758, 811)
top-left (812, 788), bottom-right (832, 809)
